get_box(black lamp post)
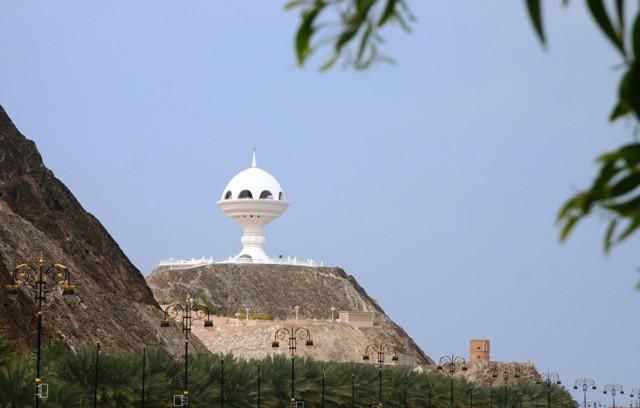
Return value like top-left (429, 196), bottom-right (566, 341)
top-left (437, 355), bottom-right (468, 408)
top-left (220, 359), bottom-right (224, 408)
top-left (630, 389), bottom-right (640, 408)
top-left (352, 374), bottom-right (356, 408)
top-left (404, 380), bottom-right (408, 408)
top-left (141, 347), bottom-right (146, 408)
top-left (629, 387), bottom-right (640, 408)
top-left (272, 326), bottom-right (313, 406)
top-left (603, 384), bottom-right (624, 408)
top-left (492, 365), bottom-right (522, 408)
top-left (159, 295), bottom-right (213, 407)
top-left (574, 378), bottom-right (597, 408)
top-left (425, 381), bottom-right (433, 408)
top-left (93, 342), bottom-right (100, 408)
top-left (257, 362), bottom-right (261, 408)
top-left (536, 372), bottom-right (561, 408)
top-left (363, 343), bottom-right (399, 407)
top-left (321, 371), bottom-right (325, 408)
top-left (4, 256), bottom-right (77, 408)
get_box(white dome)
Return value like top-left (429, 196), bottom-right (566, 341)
top-left (220, 165), bottom-right (286, 201)
top-left (217, 150), bottom-right (289, 260)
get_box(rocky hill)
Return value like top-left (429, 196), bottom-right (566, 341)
top-left (147, 263), bottom-right (434, 366)
top-left (464, 361), bottom-right (541, 387)
top-left (0, 105), bottom-right (204, 355)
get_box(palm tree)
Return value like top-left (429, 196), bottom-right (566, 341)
top-left (0, 334), bottom-right (16, 370)
top-left (0, 357), bottom-right (33, 407)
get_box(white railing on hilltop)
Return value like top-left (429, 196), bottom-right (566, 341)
top-left (158, 257), bottom-right (214, 267)
top-left (158, 256), bottom-right (322, 269)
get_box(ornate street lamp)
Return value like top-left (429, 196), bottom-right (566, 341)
top-left (603, 384), bottom-right (624, 408)
top-left (629, 389), bottom-right (640, 408)
top-left (536, 372), bottom-right (562, 408)
top-left (574, 378), bottom-right (597, 408)
top-left (437, 354), bottom-right (468, 408)
top-left (272, 326), bottom-right (313, 406)
top-left (160, 295), bottom-right (213, 407)
top-left (363, 343), bottom-right (399, 407)
top-left (4, 256), bottom-right (77, 408)
top-left (586, 401), bottom-right (604, 408)
top-left (492, 365), bottom-right (522, 408)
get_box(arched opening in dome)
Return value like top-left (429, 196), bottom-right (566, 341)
top-left (259, 190), bottom-right (273, 199)
top-left (224, 191), bottom-right (232, 199)
top-left (278, 192), bottom-right (285, 200)
top-left (238, 190), bottom-right (253, 199)
top-left (239, 254), bottom-right (252, 259)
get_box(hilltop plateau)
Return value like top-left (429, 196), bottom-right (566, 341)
top-left (148, 263), bottom-right (434, 366)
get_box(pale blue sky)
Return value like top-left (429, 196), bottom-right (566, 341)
top-left (1, 1), bottom-right (638, 401)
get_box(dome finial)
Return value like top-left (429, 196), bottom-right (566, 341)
top-left (251, 147), bottom-right (257, 168)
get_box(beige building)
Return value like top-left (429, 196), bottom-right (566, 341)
top-left (469, 339), bottom-right (490, 364)
top-left (338, 311), bottom-right (374, 327)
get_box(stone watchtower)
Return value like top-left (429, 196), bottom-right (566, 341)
top-left (469, 339), bottom-right (490, 364)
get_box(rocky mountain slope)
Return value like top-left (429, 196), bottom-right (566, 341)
top-left (147, 263), bottom-right (434, 366)
top-left (0, 105), bottom-right (204, 355)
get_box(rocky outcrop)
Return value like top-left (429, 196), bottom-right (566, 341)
top-left (464, 362), bottom-right (540, 387)
top-left (0, 105), bottom-right (205, 355)
top-left (146, 263), bottom-right (434, 366)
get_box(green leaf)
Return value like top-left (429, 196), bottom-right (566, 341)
top-left (560, 215), bottom-right (580, 241)
top-left (525, 0), bottom-right (546, 45)
top-left (607, 195), bottom-right (640, 216)
top-left (608, 173), bottom-right (640, 197)
top-left (604, 219), bottom-right (618, 253)
top-left (591, 159), bottom-right (619, 187)
top-left (611, 68), bottom-right (634, 122)
top-left (586, 0), bottom-right (627, 56)
top-left (284, 0), bottom-right (305, 10)
top-left (335, 0), bottom-right (376, 55)
top-left (378, 0), bottom-right (398, 27)
top-left (357, 22), bottom-right (373, 63)
top-left (335, 26), bottom-right (360, 54)
top-left (319, 54), bottom-right (339, 72)
top-left (598, 143), bottom-right (640, 165)
top-left (295, 1), bottom-right (326, 65)
top-left (633, 13), bottom-right (640, 59)
top-left (617, 212), bottom-right (640, 242)
top-left (609, 100), bottom-right (630, 121)
top-left (614, 0), bottom-right (625, 35)
top-left (557, 194), bottom-right (583, 221)
top-left (628, 63), bottom-right (640, 119)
